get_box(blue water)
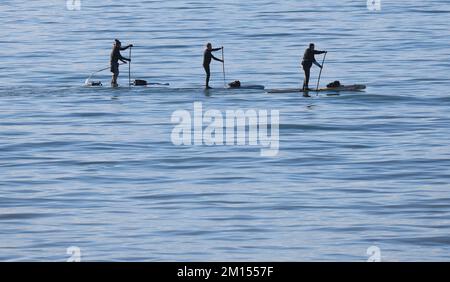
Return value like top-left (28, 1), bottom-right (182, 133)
top-left (1, 0), bottom-right (450, 261)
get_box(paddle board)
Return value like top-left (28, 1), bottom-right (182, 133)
top-left (267, 84), bottom-right (366, 94)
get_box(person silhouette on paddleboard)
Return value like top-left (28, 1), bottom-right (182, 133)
top-left (203, 43), bottom-right (224, 89)
top-left (110, 39), bottom-right (133, 87)
top-left (301, 43), bottom-right (327, 95)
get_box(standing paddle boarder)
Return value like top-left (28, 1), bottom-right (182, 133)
top-left (301, 43), bottom-right (327, 95)
top-left (110, 39), bottom-right (133, 87)
top-left (203, 43), bottom-right (224, 89)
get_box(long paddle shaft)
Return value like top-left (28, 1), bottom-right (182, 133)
top-left (316, 52), bottom-right (327, 92)
top-left (85, 63), bottom-right (125, 84)
top-left (129, 47), bottom-right (132, 88)
top-left (222, 47), bottom-right (226, 88)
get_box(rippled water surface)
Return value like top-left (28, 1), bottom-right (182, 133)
top-left (1, 0), bottom-right (450, 261)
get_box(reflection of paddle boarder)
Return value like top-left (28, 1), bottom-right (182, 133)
top-left (203, 43), bottom-right (224, 89)
top-left (110, 39), bottom-right (133, 87)
top-left (301, 43), bottom-right (327, 92)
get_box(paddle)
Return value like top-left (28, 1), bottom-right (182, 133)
top-left (84, 63), bottom-right (126, 85)
top-left (129, 46), bottom-right (132, 88)
top-left (316, 52), bottom-right (327, 94)
top-left (222, 47), bottom-right (226, 88)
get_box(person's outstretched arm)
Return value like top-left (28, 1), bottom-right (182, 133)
top-left (211, 47), bottom-right (223, 52)
top-left (119, 53), bottom-right (131, 63)
top-left (120, 44), bottom-right (134, 51)
top-left (313, 60), bottom-right (322, 68)
top-left (313, 50), bottom-right (326, 67)
top-left (211, 54), bottom-right (223, 62)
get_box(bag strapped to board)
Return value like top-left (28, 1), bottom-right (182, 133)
top-left (133, 79), bottom-right (148, 86)
top-left (228, 80), bottom-right (241, 88)
top-left (327, 81), bottom-right (341, 88)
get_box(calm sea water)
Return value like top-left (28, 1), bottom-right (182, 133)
top-left (1, 0), bottom-right (450, 261)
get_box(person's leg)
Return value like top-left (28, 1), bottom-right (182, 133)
top-left (303, 66), bottom-right (311, 90)
top-left (204, 65), bottom-right (211, 88)
top-left (111, 64), bottom-right (119, 87)
top-left (206, 67), bottom-right (211, 88)
top-left (115, 69), bottom-right (120, 86)
top-left (112, 72), bottom-right (119, 87)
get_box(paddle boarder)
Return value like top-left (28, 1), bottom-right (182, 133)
top-left (301, 43), bottom-right (327, 93)
top-left (110, 39), bottom-right (133, 87)
top-left (203, 43), bottom-right (224, 89)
